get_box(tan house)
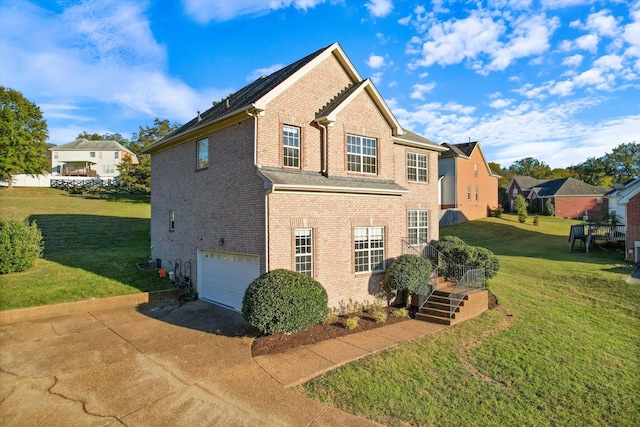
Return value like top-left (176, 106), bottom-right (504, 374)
top-left (50, 139), bottom-right (138, 179)
top-left (438, 141), bottom-right (499, 225)
top-left (144, 43), bottom-right (447, 310)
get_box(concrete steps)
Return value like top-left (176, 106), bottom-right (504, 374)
top-left (416, 289), bottom-right (488, 326)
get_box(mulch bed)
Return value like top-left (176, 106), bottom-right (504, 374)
top-left (251, 307), bottom-right (414, 357)
top-left (251, 292), bottom-right (499, 357)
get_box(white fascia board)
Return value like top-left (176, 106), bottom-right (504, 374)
top-left (270, 184), bottom-right (409, 196)
top-left (254, 42), bottom-right (362, 110)
top-left (393, 136), bottom-right (449, 152)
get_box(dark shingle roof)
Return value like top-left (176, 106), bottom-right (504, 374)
top-left (533, 177), bottom-right (611, 197)
top-left (258, 167), bottom-right (408, 196)
top-left (440, 142), bottom-right (477, 158)
top-left (513, 175), bottom-right (547, 190)
top-left (157, 45), bottom-right (332, 145)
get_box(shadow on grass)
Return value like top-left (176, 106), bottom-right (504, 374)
top-left (63, 191), bottom-right (151, 204)
top-left (29, 213), bottom-right (168, 292)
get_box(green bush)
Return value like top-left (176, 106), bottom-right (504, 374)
top-left (518, 212), bottom-right (527, 223)
top-left (0, 219), bottom-right (43, 274)
top-left (543, 200), bottom-right (555, 216)
top-left (345, 316), bottom-right (359, 330)
top-left (242, 269), bottom-right (329, 335)
top-left (533, 215), bottom-right (540, 226)
top-left (434, 236), bottom-right (499, 280)
top-left (384, 254), bottom-right (432, 295)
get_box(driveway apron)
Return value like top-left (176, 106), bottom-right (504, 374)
top-left (0, 299), bottom-right (379, 426)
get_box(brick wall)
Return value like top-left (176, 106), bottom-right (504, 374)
top-left (149, 119), bottom-right (266, 280)
top-left (453, 150), bottom-right (498, 222)
top-left (554, 196), bottom-right (606, 220)
top-left (626, 192), bottom-right (640, 262)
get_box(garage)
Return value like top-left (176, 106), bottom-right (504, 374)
top-left (197, 249), bottom-right (260, 311)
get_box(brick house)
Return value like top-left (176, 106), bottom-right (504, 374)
top-left (607, 178), bottom-right (640, 262)
top-left (507, 176), bottom-right (610, 219)
top-left (438, 141), bottom-right (499, 225)
top-left (143, 43), bottom-right (447, 310)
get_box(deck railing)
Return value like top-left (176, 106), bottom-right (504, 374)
top-left (401, 238), bottom-right (485, 312)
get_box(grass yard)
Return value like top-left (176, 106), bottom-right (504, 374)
top-left (0, 187), bottom-right (172, 310)
top-left (302, 215), bottom-right (640, 426)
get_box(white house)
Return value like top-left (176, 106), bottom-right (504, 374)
top-left (50, 139), bottom-right (138, 179)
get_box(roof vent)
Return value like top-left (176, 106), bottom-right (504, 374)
top-left (197, 111), bottom-right (201, 122)
top-left (226, 98), bottom-right (230, 108)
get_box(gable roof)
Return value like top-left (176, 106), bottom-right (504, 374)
top-left (440, 142), bottom-right (477, 159)
top-left (530, 177), bottom-right (611, 197)
top-left (617, 177), bottom-right (640, 204)
top-left (509, 175), bottom-right (547, 190)
top-left (51, 139), bottom-right (134, 154)
top-left (144, 42), bottom-right (430, 155)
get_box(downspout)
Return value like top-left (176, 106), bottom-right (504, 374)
top-left (317, 121), bottom-right (328, 176)
top-left (247, 108), bottom-right (269, 272)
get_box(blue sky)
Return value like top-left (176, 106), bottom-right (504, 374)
top-left (1, 0), bottom-right (639, 169)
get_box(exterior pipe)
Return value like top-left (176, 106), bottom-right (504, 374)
top-left (318, 122), bottom-right (328, 176)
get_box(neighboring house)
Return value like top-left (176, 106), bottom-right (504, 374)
top-left (607, 178), bottom-right (640, 262)
top-left (144, 43), bottom-right (447, 310)
top-left (438, 141), bottom-right (499, 225)
top-left (507, 176), bottom-right (610, 219)
top-left (50, 139), bottom-right (138, 179)
top-left (506, 176), bottom-right (546, 212)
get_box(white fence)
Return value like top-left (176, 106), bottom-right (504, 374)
top-left (0, 174), bottom-right (51, 187)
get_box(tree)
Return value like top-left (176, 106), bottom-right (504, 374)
top-left (118, 118), bottom-right (180, 192)
top-left (76, 131), bottom-right (129, 146)
top-left (509, 157), bottom-right (551, 179)
top-left (0, 87), bottom-right (49, 189)
top-left (603, 142), bottom-right (639, 184)
top-left (569, 157), bottom-right (610, 186)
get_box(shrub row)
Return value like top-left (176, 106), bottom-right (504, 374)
top-left (433, 236), bottom-right (499, 280)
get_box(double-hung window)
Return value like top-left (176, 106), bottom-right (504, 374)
top-left (408, 210), bottom-right (428, 245)
top-left (347, 134), bottom-right (376, 174)
top-left (197, 138), bottom-right (208, 169)
top-left (354, 227), bottom-right (385, 273)
top-left (468, 184), bottom-right (472, 200)
top-left (114, 151), bottom-right (119, 159)
top-left (294, 228), bottom-right (313, 276)
top-left (283, 125), bottom-right (300, 168)
top-left (407, 152), bottom-right (428, 182)
top-left (475, 186), bottom-right (479, 201)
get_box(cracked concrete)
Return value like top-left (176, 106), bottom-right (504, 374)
top-left (0, 297), bottom-right (381, 426)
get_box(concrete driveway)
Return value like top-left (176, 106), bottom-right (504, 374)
top-left (0, 297), bottom-right (380, 426)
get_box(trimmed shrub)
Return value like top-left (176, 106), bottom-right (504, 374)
top-left (533, 215), bottom-right (540, 226)
top-left (384, 254), bottom-right (432, 295)
top-left (242, 269), bottom-right (329, 335)
top-left (543, 200), bottom-right (555, 216)
top-left (393, 308), bottom-right (409, 318)
top-left (518, 212), bottom-right (527, 223)
top-left (345, 316), bottom-right (359, 330)
top-left (434, 236), bottom-right (500, 280)
top-left (372, 309), bottom-right (387, 324)
top-left (0, 219), bottom-right (43, 274)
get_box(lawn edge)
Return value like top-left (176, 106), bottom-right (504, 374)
top-left (0, 289), bottom-right (181, 324)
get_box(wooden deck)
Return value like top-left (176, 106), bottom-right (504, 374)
top-left (569, 224), bottom-right (626, 253)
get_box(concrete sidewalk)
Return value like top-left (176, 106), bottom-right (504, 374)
top-left (0, 294), bottom-right (446, 426)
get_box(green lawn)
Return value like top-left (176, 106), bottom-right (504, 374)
top-left (0, 187), bottom-right (172, 310)
top-left (302, 215), bottom-right (640, 426)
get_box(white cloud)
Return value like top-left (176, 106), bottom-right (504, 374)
top-left (182, 0), bottom-right (329, 23)
top-left (365, 0), bottom-right (393, 18)
top-left (575, 33), bottom-right (599, 52)
top-left (562, 54), bottom-right (584, 67)
top-left (0, 0), bottom-right (231, 140)
top-left (489, 98), bottom-right (512, 108)
top-left (410, 83), bottom-right (436, 100)
top-left (371, 72), bottom-right (383, 85)
top-left (247, 64), bottom-right (285, 81)
top-left (585, 10), bottom-right (620, 37)
top-left (366, 54), bottom-right (386, 68)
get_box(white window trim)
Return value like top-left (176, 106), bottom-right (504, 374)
top-left (408, 210), bottom-right (429, 245)
top-left (347, 134), bottom-right (377, 174)
top-left (283, 125), bottom-right (300, 168)
top-left (294, 228), bottom-right (313, 276)
top-left (355, 226), bottom-right (385, 273)
top-left (169, 210), bottom-right (175, 232)
top-left (407, 152), bottom-right (428, 183)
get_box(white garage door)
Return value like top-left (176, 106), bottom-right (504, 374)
top-left (197, 250), bottom-right (260, 311)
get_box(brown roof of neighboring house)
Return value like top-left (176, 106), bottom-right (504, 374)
top-left (511, 175), bottom-right (547, 190)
